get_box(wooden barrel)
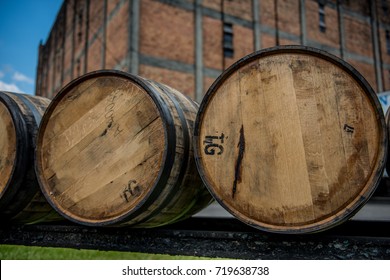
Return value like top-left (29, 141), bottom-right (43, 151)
top-left (36, 70), bottom-right (213, 227)
top-left (194, 46), bottom-right (387, 234)
top-left (385, 107), bottom-right (390, 175)
top-left (0, 91), bottom-right (60, 224)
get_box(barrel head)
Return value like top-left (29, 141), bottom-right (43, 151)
top-left (36, 73), bottom-right (167, 225)
top-left (195, 46), bottom-right (387, 233)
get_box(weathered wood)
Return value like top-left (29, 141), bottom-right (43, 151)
top-left (385, 107), bottom-right (390, 175)
top-left (36, 70), bottom-right (213, 227)
top-left (0, 91), bottom-right (60, 224)
top-left (194, 46), bottom-right (387, 234)
top-left (0, 101), bottom-right (16, 196)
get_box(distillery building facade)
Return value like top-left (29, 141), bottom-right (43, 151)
top-left (35, 0), bottom-right (390, 101)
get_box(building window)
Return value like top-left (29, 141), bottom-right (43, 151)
top-left (78, 8), bottom-right (83, 24)
top-left (78, 30), bottom-right (83, 43)
top-left (77, 8), bottom-right (84, 44)
top-left (386, 30), bottom-right (390, 55)
top-left (223, 22), bottom-right (234, 58)
top-left (318, 2), bottom-right (326, 33)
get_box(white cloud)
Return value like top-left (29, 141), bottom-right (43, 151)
top-left (12, 71), bottom-right (34, 84)
top-left (0, 80), bottom-right (23, 93)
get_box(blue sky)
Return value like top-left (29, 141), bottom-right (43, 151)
top-left (0, 0), bottom-right (63, 95)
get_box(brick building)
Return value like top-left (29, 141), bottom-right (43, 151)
top-left (35, 0), bottom-right (390, 102)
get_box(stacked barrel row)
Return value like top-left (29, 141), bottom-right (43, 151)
top-left (0, 46), bottom-right (387, 233)
top-left (0, 72), bottom-right (213, 227)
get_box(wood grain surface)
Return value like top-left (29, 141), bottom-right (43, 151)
top-left (385, 107), bottom-right (390, 175)
top-left (0, 101), bottom-right (16, 196)
top-left (195, 46), bottom-right (387, 233)
top-left (36, 71), bottom-right (212, 227)
top-left (0, 91), bottom-right (58, 224)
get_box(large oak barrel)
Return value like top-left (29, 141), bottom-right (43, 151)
top-left (36, 70), bottom-right (213, 227)
top-left (194, 46), bottom-right (387, 234)
top-left (0, 91), bottom-right (60, 223)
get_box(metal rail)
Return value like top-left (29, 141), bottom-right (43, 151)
top-left (1, 217), bottom-right (390, 259)
top-left (1, 178), bottom-right (390, 259)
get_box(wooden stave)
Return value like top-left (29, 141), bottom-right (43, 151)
top-left (194, 45), bottom-right (388, 234)
top-left (0, 91), bottom-right (60, 224)
top-left (385, 107), bottom-right (390, 175)
top-left (35, 70), bottom-right (213, 227)
top-left (121, 80), bottom-right (213, 227)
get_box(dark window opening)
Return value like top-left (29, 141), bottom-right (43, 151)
top-left (319, 2), bottom-right (326, 33)
top-left (78, 8), bottom-right (83, 24)
top-left (78, 31), bottom-right (83, 43)
top-left (77, 7), bottom-right (84, 44)
top-left (223, 22), bottom-right (234, 58)
top-left (386, 30), bottom-right (390, 55)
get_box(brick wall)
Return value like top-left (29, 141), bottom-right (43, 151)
top-left (140, 0), bottom-right (195, 65)
top-left (306, 0), bottom-right (340, 49)
top-left (106, 0), bottom-right (129, 69)
top-left (62, 0), bottom-right (75, 86)
top-left (35, 0), bottom-right (390, 100)
top-left (223, 0), bottom-right (252, 21)
top-left (344, 15), bottom-right (373, 58)
top-left (140, 65), bottom-right (196, 99)
top-left (384, 69), bottom-right (390, 90)
top-left (278, 0), bottom-right (300, 37)
top-left (86, 0), bottom-right (104, 72)
top-left (224, 24), bottom-right (254, 68)
top-left (203, 16), bottom-right (223, 70)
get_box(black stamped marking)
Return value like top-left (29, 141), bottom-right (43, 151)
top-left (203, 133), bottom-right (225, 155)
top-left (120, 180), bottom-right (142, 203)
top-left (232, 125), bottom-right (245, 199)
top-left (344, 124), bottom-right (354, 133)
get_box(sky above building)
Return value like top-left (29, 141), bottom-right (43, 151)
top-left (0, 0), bottom-right (63, 95)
